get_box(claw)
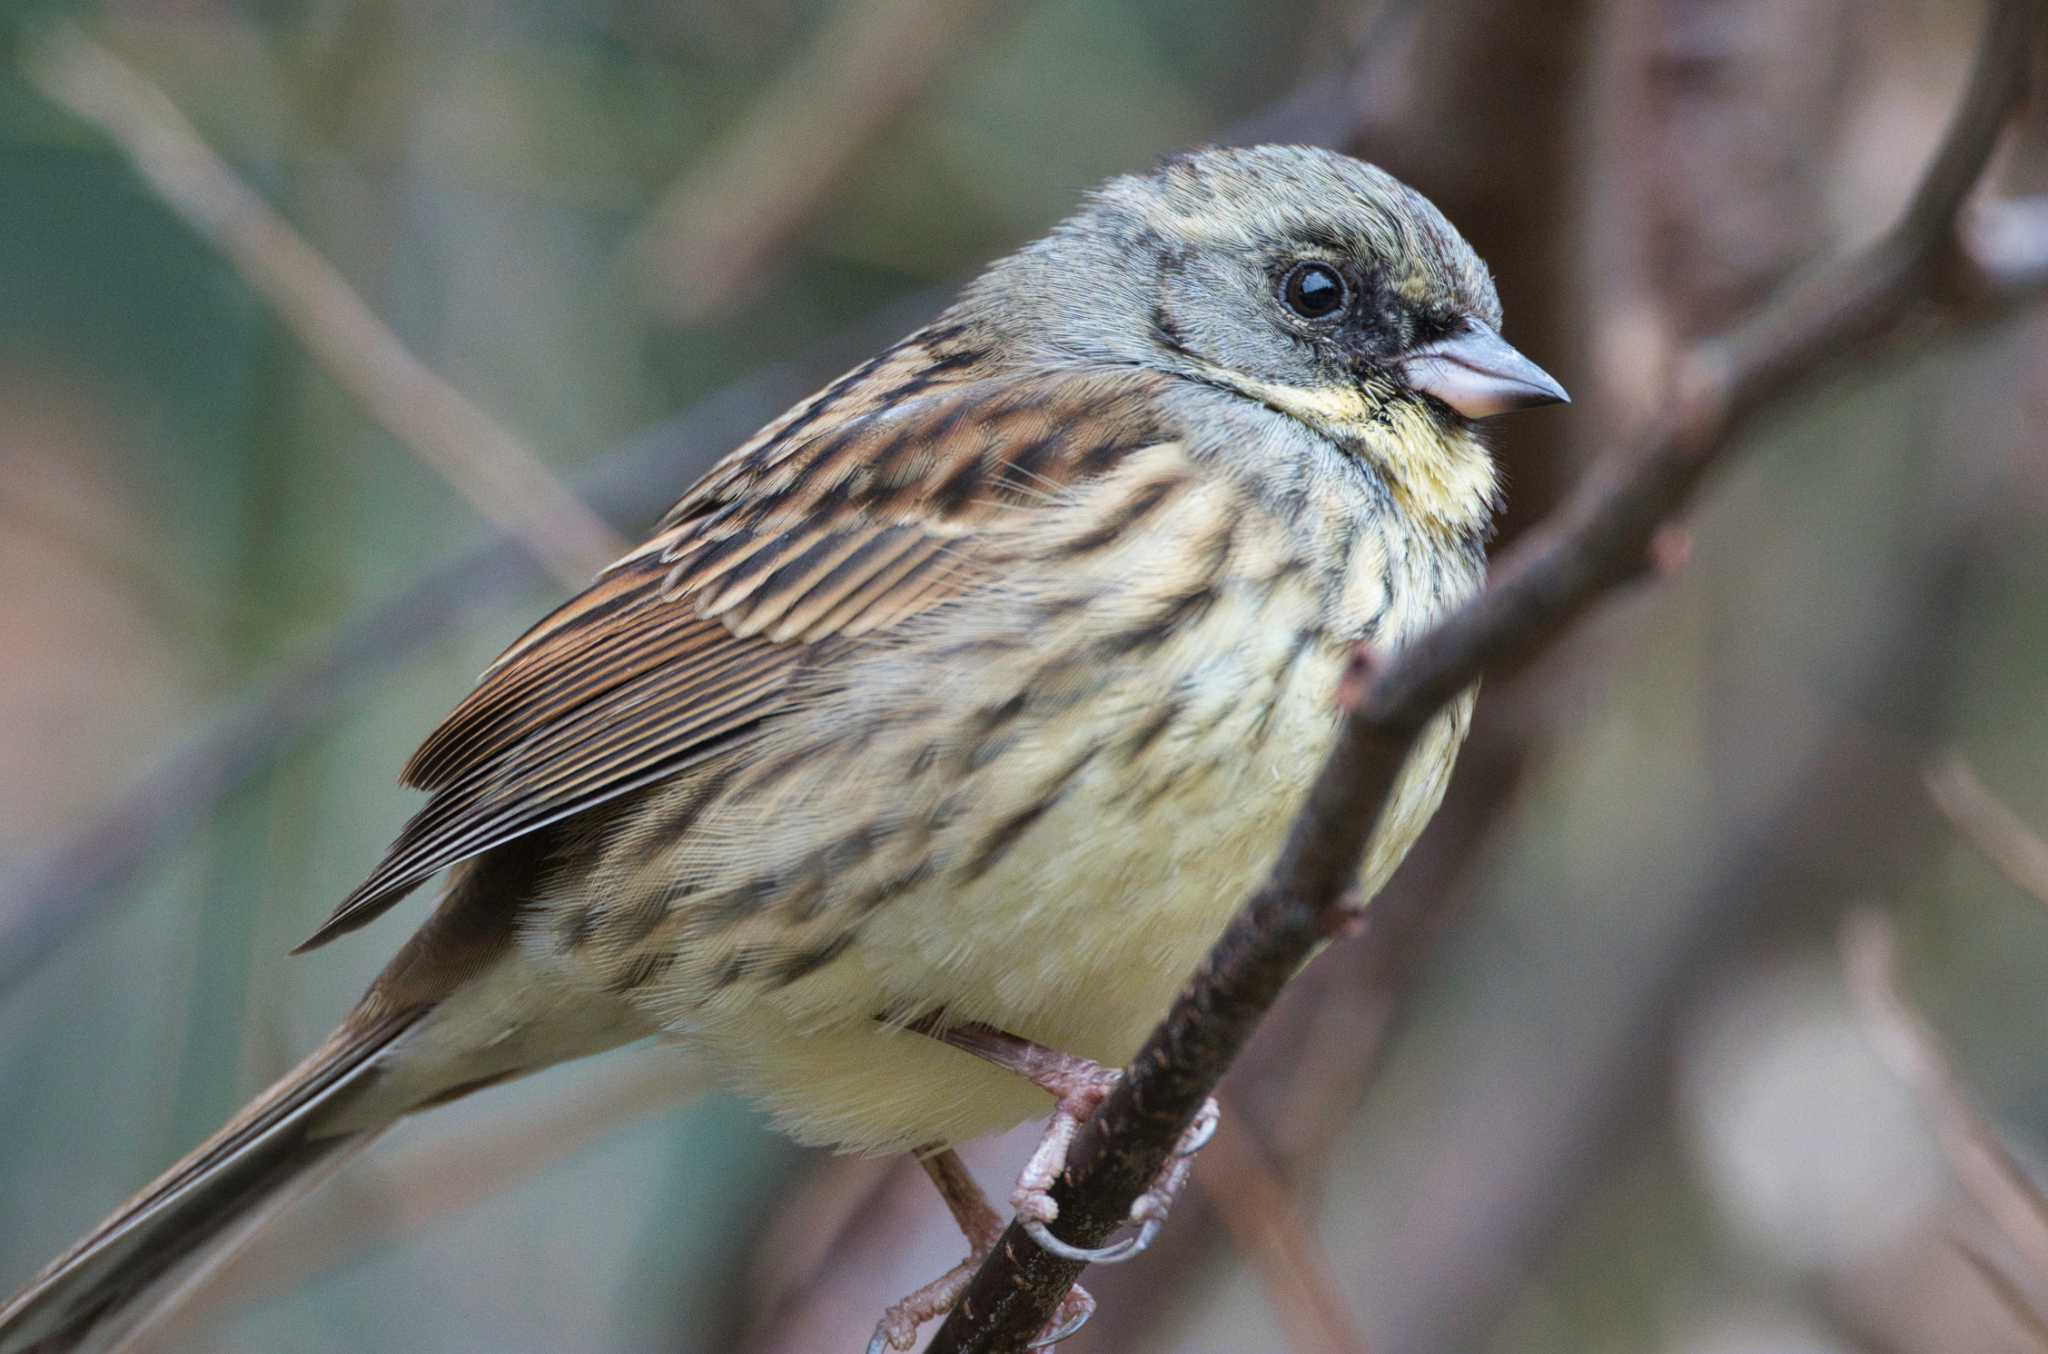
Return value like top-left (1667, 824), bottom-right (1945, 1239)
top-left (868, 1316), bottom-right (914, 1354)
top-left (1177, 1102), bottom-right (1220, 1157)
top-left (1021, 1214), bottom-right (1154, 1264)
top-left (1017, 1094), bottom-right (1219, 1265)
top-left (1026, 1294), bottom-right (1095, 1347)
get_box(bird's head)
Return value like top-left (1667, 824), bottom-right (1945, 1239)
top-left (966, 144), bottom-right (1567, 538)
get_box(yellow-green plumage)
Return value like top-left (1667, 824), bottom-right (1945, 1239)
top-left (577, 417), bottom-right (1482, 1152)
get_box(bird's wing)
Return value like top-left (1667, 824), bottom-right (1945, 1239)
top-left (298, 337), bottom-right (1176, 950)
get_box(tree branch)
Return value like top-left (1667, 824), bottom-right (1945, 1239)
top-left (1198, 1100), bottom-right (1369, 1354)
top-left (1926, 751), bottom-right (2048, 912)
top-left (0, 293), bottom-right (939, 1002)
top-left (927, 3), bottom-right (2045, 1348)
top-left (627, 0), bottom-right (1014, 323)
top-left (24, 25), bottom-right (627, 587)
top-left (1843, 910), bottom-right (2048, 1310)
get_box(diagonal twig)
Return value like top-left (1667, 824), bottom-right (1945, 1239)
top-left (1198, 1099), bottom-right (1369, 1354)
top-left (1954, 1238), bottom-right (2048, 1350)
top-left (24, 26), bottom-right (626, 588)
top-left (627, 0), bottom-right (1015, 323)
top-left (1926, 751), bottom-right (2048, 912)
top-left (1843, 909), bottom-right (2048, 1331)
top-left (148, 1052), bottom-right (708, 1346)
top-left (0, 291), bottom-right (941, 1002)
top-left (928, 3), bottom-right (2045, 1348)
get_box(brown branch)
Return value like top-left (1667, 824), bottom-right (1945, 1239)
top-left (627, 0), bottom-right (1014, 324)
top-left (1843, 910), bottom-right (2048, 1291)
top-left (1953, 1239), bottom-right (2048, 1350)
top-left (1926, 751), bottom-right (2048, 911)
top-left (928, 3), bottom-right (2045, 1349)
top-left (146, 1054), bottom-right (706, 1346)
top-left (736, 1156), bottom-right (907, 1347)
top-left (0, 292), bottom-right (940, 1001)
top-left (1199, 1100), bottom-right (1369, 1354)
top-left (24, 25), bottom-right (626, 588)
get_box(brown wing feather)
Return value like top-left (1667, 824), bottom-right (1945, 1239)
top-left (297, 332), bottom-right (1177, 951)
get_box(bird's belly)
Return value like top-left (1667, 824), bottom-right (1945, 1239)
top-left (561, 572), bottom-right (1470, 1154)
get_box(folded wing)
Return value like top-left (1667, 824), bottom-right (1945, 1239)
top-left (298, 338), bottom-right (1176, 950)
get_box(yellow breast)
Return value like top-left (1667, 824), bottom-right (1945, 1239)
top-left (565, 442), bottom-right (1482, 1153)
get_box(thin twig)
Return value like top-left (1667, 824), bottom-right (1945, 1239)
top-left (1220, 0), bottom-right (1427, 150)
top-left (24, 26), bottom-right (625, 588)
top-left (628, 0), bottom-right (1013, 323)
top-left (148, 1052), bottom-right (706, 1345)
top-left (928, 4), bottom-right (2044, 1348)
top-left (0, 291), bottom-right (941, 1002)
top-left (1199, 1100), bottom-right (1370, 1354)
top-left (1926, 752), bottom-right (2048, 911)
top-left (739, 1156), bottom-right (906, 1341)
top-left (1953, 1237), bottom-right (2048, 1351)
top-left (1843, 910), bottom-right (2048, 1291)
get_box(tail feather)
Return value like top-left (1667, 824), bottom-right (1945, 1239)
top-left (0, 1011), bottom-right (422, 1354)
top-left (3, 819), bottom-right (655, 1352)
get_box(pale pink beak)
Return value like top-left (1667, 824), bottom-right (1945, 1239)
top-left (1397, 317), bottom-right (1568, 420)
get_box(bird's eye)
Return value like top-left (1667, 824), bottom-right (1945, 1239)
top-left (1281, 262), bottom-right (1347, 320)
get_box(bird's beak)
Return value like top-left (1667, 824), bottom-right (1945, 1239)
top-left (1396, 317), bottom-right (1569, 420)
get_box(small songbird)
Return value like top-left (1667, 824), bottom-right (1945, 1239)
top-left (0, 144), bottom-right (1564, 1352)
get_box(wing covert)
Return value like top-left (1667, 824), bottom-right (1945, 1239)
top-left (298, 341), bottom-right (1177, 950)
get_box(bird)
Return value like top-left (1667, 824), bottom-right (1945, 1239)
top-left (0, 143), bottom-right (1566, 1353)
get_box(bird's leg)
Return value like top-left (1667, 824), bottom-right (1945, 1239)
top-left (925, 1143), bottom-right (1006, 1245)
top-left (867, 1148), bottom-right (1093, 1353)
top-left (925, 1021), bottom-right (1222, 1266)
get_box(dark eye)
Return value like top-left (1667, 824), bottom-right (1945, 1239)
top-left (1281, 262), bottom-right (1347, 320)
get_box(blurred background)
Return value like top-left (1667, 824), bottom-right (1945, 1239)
top-left (3, 1), bottom-right (2047, 1351)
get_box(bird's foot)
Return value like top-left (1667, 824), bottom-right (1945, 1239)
top-left (1012, 1082), bottom-right (1219, 1265)
top-left (920, 1021), bottom-right (1221, 1266)
top-left (867, 1149), bottom-right (1093, 1352)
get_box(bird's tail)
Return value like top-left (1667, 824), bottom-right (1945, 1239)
top-left (0, 1010), bottom-right (423, 1354)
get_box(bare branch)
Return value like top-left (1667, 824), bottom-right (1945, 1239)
top-left (145, 1054), bottom-right (705, 1347)
top-left (0, 293), bottom-right (939, 1001)
top-left (929, 4), bottom-right (2045, 1348)
top-left (1199, 1100), bottom-right (1369, 1354)
top-left (628, 0), bottom-right (1012, 323)
top-left (1926, 752), bottom-right (2048, 911)
top-left (1953, 1239), bottom-right (2048, 1351)
top-left (737, 1156), bottom-right (908, 1347)
top-left (24, 26), bottom-right (626, 588)
top-left (1842, 910), bottom-right (2048, 1295)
